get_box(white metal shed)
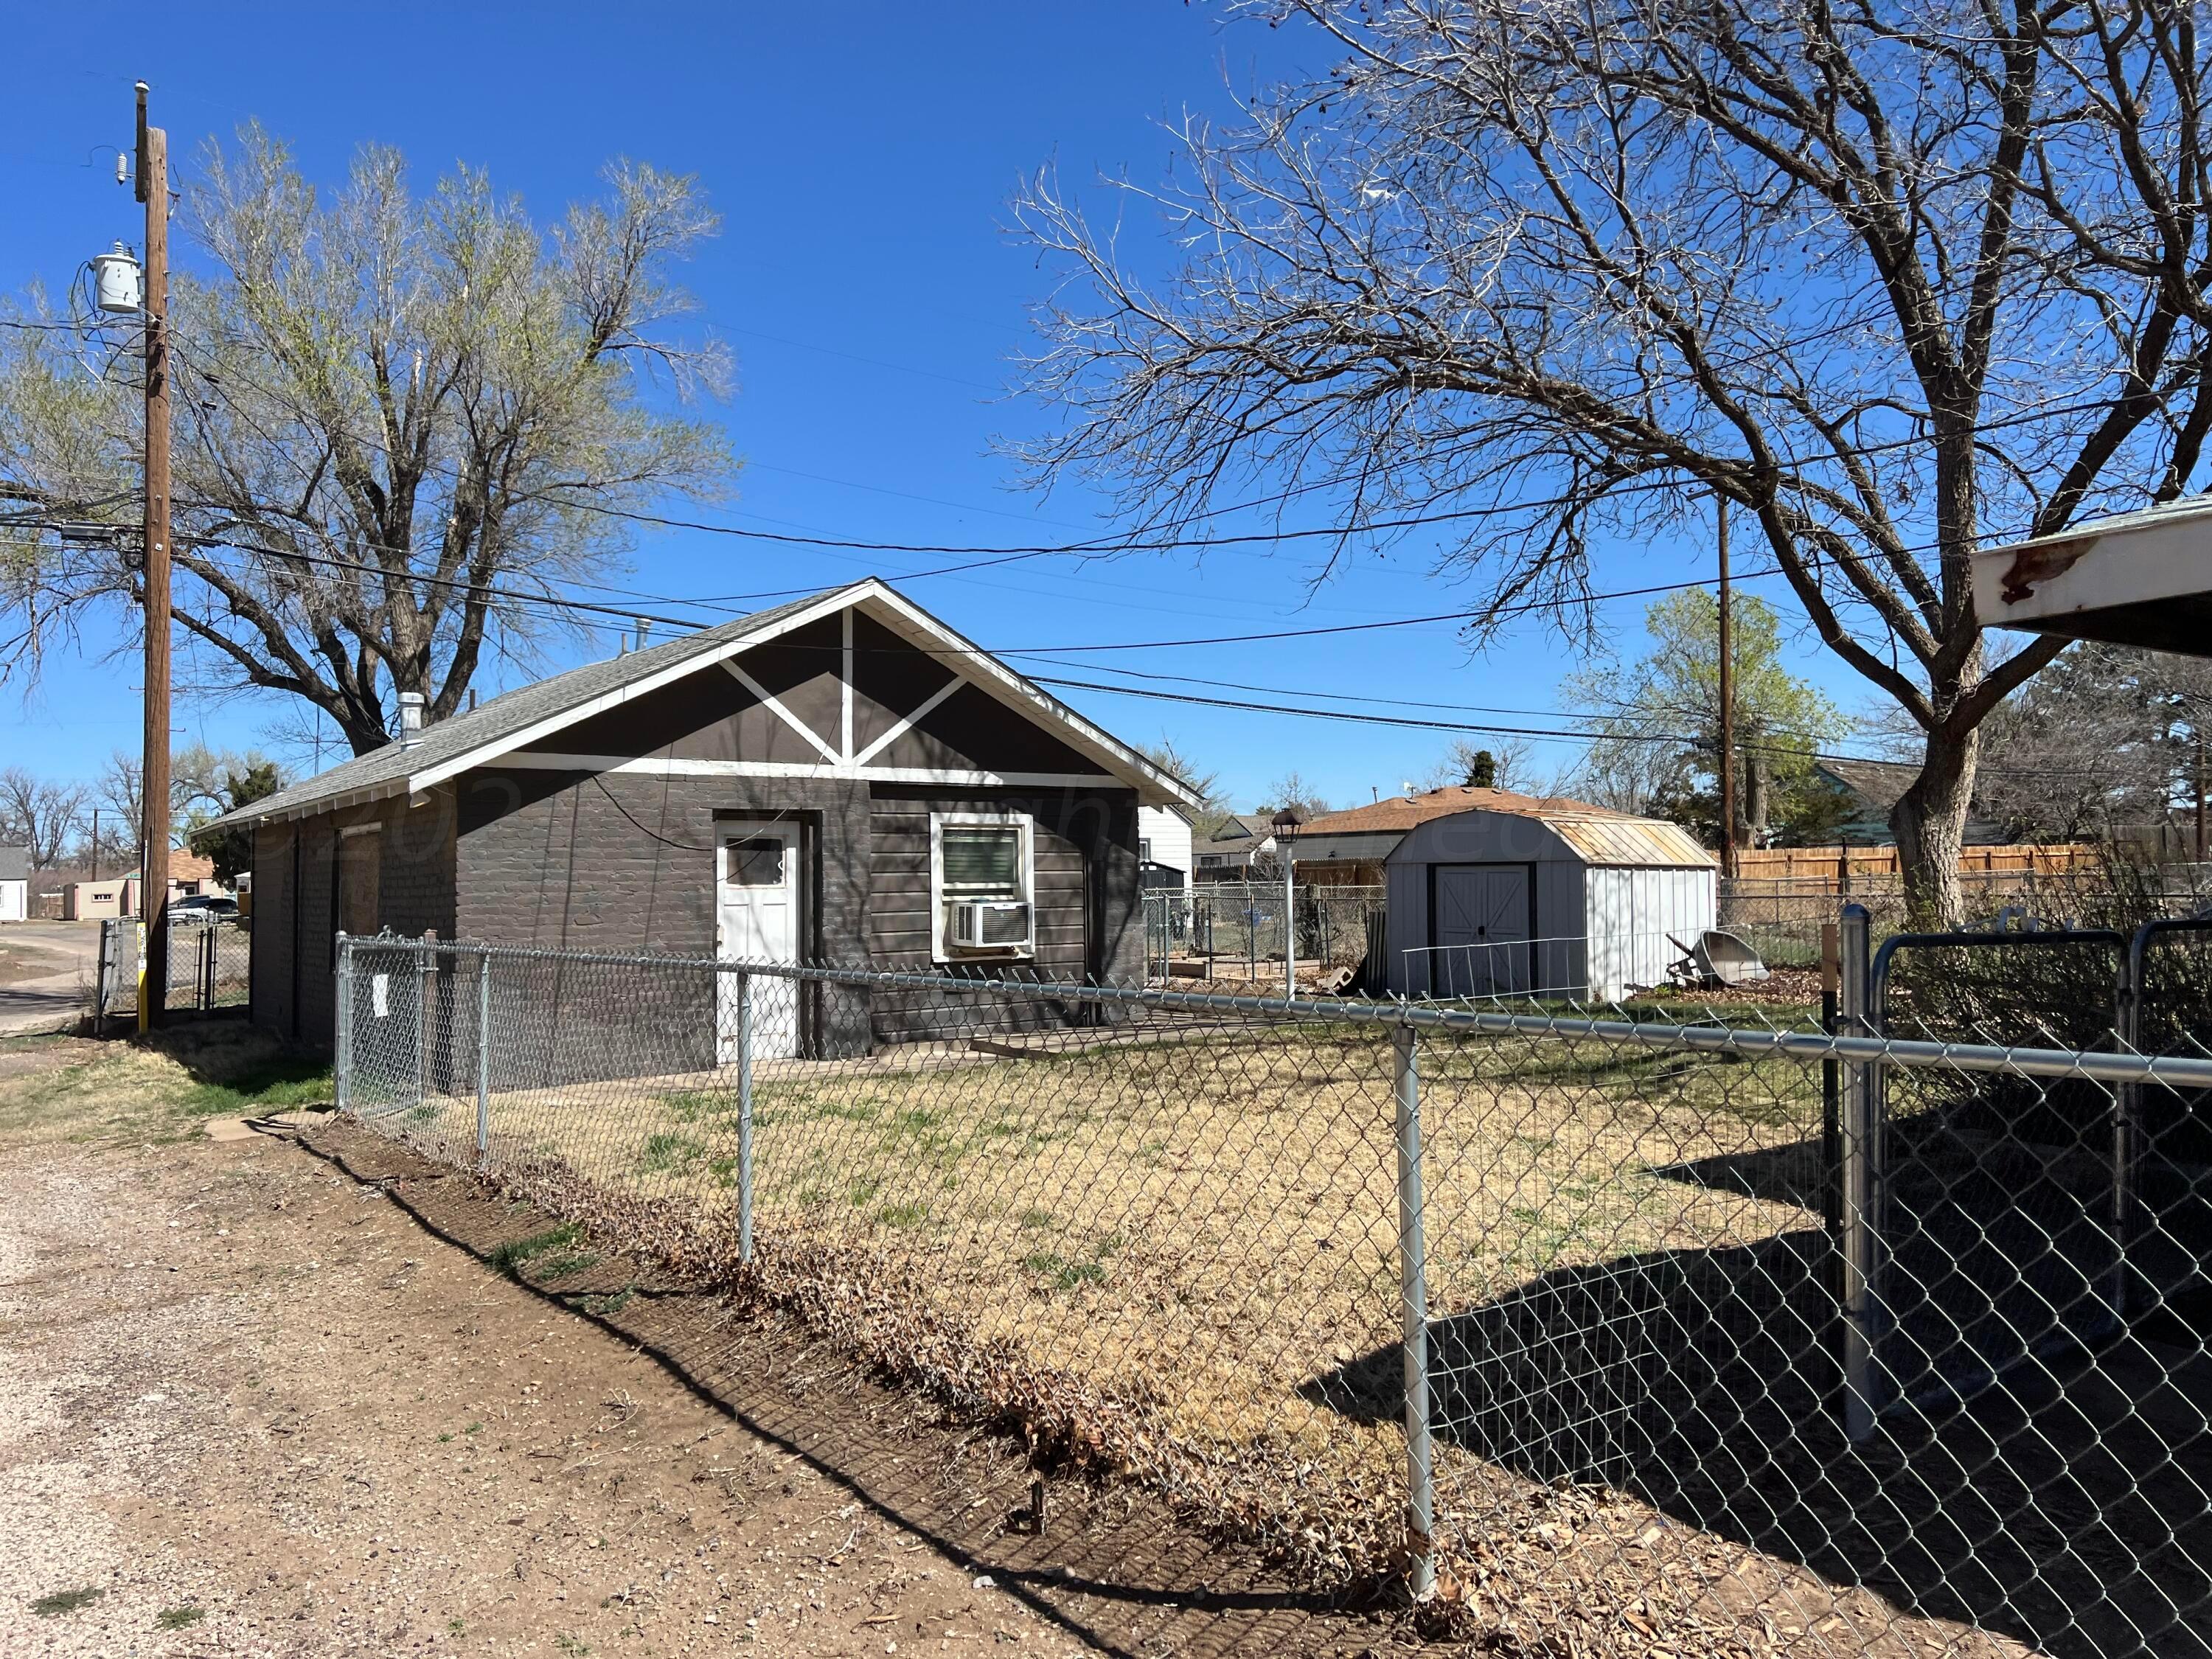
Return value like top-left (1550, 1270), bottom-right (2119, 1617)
top-left (1381, 796), bottom-right (1716, 1001)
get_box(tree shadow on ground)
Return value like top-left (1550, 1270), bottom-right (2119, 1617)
top-left (1306, 1133), bottom-right (2212, 1659)
top-left (298, 1122), bottom-right (1392, 1659)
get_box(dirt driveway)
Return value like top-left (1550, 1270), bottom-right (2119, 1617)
top-left (0, 1027), bottom-right (1399, 1658)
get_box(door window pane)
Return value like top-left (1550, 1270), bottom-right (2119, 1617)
top-left (726, 838), bottom-right (785, 887)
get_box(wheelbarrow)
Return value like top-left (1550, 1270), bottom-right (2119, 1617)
top-left (1666, 928), bottom-right (1771, 989)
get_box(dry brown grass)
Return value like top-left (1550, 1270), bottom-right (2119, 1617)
top-left (372, 1023), bottom-right (1837, 1590)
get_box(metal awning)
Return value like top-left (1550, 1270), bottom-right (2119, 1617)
top-left (1972, 496), bottom-right (2212, 655)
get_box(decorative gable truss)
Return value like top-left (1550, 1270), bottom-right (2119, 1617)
top-left (481, 585), bottom-right (1194, 799)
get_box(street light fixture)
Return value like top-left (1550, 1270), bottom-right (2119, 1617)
top-left (1270, 806), bottom-right (1305, 998)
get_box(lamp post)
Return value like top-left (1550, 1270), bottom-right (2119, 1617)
top-left (1271, 807), bottom-right (1305, 998)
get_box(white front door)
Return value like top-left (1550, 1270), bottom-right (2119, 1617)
top-left (717, 824), bottom-right (801, 1062)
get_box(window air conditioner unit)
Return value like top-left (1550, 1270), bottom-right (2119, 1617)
top-left (950, 898), bottom-right (1029, 949)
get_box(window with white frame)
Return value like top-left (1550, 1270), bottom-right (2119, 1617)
top-left (931, 810), bottom-right (1034, 959)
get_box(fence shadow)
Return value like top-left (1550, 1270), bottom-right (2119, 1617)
top-left (297, 1124), bottom-right (1373, 1659)
top-left (1305, 1213), bottom-right (2212, 1659)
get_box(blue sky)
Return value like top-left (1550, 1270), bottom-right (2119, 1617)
top-left (0, 2), bottom-right (1843, 811)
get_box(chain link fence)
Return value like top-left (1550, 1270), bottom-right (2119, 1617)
top-left (335, 921), bottom-right (2212, 1656)
top-left (1144, 883), bottom-right (1384, 981)
top-left (92, 915), bottom-right (251, 1020)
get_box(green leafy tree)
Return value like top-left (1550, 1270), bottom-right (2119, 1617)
top-left (187, 757), bottom-right (286, 886)
top-left (1, 127), bottom-right (732, 754)
top-left (1566, 592), bottom-right (1848, 848)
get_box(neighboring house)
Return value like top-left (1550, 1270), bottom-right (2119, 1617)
top-left (63, 879), bottom-right (134, 921)
top-left (1137, 803), bottom-right (1194, 892)
top-left (1297, 786), bottom-right (1618, 876)
top-left (1377, 790), bottom-right (1716, 1002)
top-left (1812, 759), bottom-right (2010, 846)
top-left (169, 851), bottom-right (227, 898)
top-left (59, 853), bottom-right (231, 921)
top-left (201, 579), bottom-right (1197, 1057)
top-left (0, 846), bottom-right (26, 923)
top-left (1192, 814), bottom-right (1278, 881)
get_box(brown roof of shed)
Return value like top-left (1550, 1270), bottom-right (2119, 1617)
top-left (1301, 786), bottom-right (1637, 837)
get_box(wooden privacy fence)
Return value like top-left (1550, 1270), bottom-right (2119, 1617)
top-left (1732, 844), bottom-right (2100, 888)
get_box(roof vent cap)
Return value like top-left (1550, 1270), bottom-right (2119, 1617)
top-left (397, 692), bottom-right (427, 750)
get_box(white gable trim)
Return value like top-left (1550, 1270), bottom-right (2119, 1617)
top-left (404, 585), bottom-right (866, 793)
top-left (846, 585), bottom-right (1196, 806)
top-left (852, 673), bottom-right (963, 766)
top-left (721, 658), bottom-right (842, 763)
top-left (383, 577), bottom-right (1194, 807)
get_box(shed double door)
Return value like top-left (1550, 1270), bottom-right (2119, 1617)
top-left (1432, 863), bottom-right (1534, 998)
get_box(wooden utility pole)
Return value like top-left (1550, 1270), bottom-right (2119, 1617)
top-left (1716, 496), bottom-right (1737, 879)
top-left (90, 807), bottom-right (100, 883)
top-left (136, 81), bottom-right (172, 1032)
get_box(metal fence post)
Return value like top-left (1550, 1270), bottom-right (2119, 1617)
top-left (476, 948), bottom-right (493, 1164)
top-left (334, 931), bottom-right (353, 1117)
top-left (737, 970), bottom-right (755, 1264)
top-left (94, 919), bottom-right (115, 1027)
top-left (2114, 926), bottom-right (2146, 1321)
top-left (417, 931), bottom-right (434, 1109)
top-left (1837, 903), bottom-right (1881, 1443)
top-left (1393, 1021), bottom-right (1436, 1599)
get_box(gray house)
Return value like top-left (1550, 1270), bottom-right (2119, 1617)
top-left (206, 579), bottom-right (1196, 1057)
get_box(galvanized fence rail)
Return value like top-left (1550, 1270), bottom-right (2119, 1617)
top-left (335, 923), bottom-right (2212, 1657)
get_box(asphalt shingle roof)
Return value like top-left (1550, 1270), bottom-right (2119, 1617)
top-left (207, 587), bottom-right (834, 832)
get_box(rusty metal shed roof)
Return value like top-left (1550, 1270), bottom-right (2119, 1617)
top-left (1544, 815), bottom-right (1714, 868)
top-left (1301, 787), bottom-right (1712, 869)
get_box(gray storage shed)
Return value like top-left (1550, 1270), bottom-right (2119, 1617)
top-left (1378, 790), bottom-right (1716, 1001)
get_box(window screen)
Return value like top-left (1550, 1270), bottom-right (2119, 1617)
top-left (726, 838), bottom-right (785, 888)
top-left (940, 826), bottom-right (1022, 896)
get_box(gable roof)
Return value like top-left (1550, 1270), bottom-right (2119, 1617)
top-left (0, 846), bottom-right (27, 883)
top-left (208, 579), bottom-right (1199, 832)
top-left (1303, 785), bottom-right (1641, 838)
top-left (1296, 786), bottom-right (1712, 869)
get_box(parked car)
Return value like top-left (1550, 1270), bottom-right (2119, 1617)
top-left (170, 894), bottom-right (240, 922)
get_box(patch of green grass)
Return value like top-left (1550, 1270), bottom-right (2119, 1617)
top-left (554, 1635), bottom-right (592, 1655)
top-left (448, 1617), bottom-right (467, 1636)
top-left (534, 1249), bottom-right (602, 1281)
top-left (31, 1585), bottom-right (103, 1616)
top-left (846, 1175), bottom-right (883, 1207)
top-left (175, 1053), bottom-right (334, 1119)
top-left (437, 1431), bottom-right (454, 1443)
top-left (157, 1605), bottom-right (205, 1630)
top-left (1022, 1251), bottom-right (1107, 1290)
top-left (488, 1221), bottom-right (584, 1273)
top-left (636, 1130), bottom-right (704, 1175)
top-left (659, 1089), bottom-right (724, 1124)
top-left (465, 1420), bottom-right (484, 1436)
top-left (582, 1287), bottom-right (636, 1316)
top-left (875, 1200), bottom-right (930, 1229)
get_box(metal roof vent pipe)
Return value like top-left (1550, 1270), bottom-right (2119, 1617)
top-left (397, 691), bottom-right (427, 750)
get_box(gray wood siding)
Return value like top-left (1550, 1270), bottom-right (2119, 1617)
top-left (866, 784), bottom-right (1141, 1040)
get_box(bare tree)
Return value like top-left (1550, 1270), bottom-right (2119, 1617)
top-left (1015, 1), bottom-right (2212, 922)
top-left (1263, 770), bottom-right (1332, 819)
top-left (0, 128), bottom-right (732, 755)
top-left (0, 769), bottom-right (86, 869)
